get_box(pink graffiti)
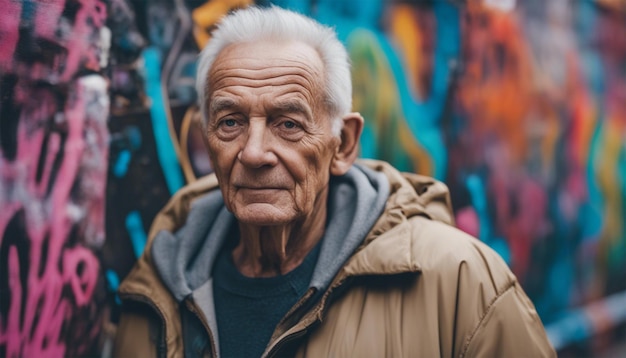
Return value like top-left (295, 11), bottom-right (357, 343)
top-left (456, 207), bottom-right (480, 238)
top-left (0, 0), bottom-right (21, 71)
top-left (489, 157), bottom-right (550, 280)
top-left (62, 0), bottom-right (108, 81)
top-left (6, 0), bottom-right (109, 80)
top-left (505, 178), bottom-right (549, 280)
top-left (34, 0), bottom-right (67, 40)
top-left (71, 75), bottom-right (110, 248)
top-left (0, 76), bottom-right (108, 357)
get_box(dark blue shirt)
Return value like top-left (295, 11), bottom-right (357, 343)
top-left (213, 240), bottom-right (321, 357)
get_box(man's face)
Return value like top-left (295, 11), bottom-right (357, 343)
top-left (205, 40), bottom-right (340, 226)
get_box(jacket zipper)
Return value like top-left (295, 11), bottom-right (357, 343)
top-left (264, 277), bottom-right (352, 357)
top-left (119, 293), bottom-right (168, 358)
top-left (265, 329), bottom-right (309, 358)
top-left (184, 298), bottom-right (219, 358)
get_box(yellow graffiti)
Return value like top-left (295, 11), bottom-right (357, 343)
top-left (597, 115), bottom-right (625, 261)
top-left (388, 4), bottom-right (427, 100)
top-left (192, 0), bottom-right (253, 49)
top-left (348, 28), bottom-right (433, 175)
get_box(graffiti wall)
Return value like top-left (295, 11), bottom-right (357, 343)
top-left (0, 0), bottom-right (624, 356)
top-left (0, 0), bottom-right (110, 355)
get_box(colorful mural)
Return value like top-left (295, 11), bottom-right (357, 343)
top-left (0, 0), bottom-right (624, 356)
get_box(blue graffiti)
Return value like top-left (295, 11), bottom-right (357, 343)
top-left (466, 174), bottom-right (511, 264)
top-left (378, 1), bottom-right (459, 179)
top-left (142, 47), bottom-right (184, 194)
top-left (111, 126), bottom-right (142, 178)
top-left (113, 150), bottom-right (132, 178)
top-left (125, 210), bottom-right (148, 258)
top-left (105, 269), bottom-right (122, 304)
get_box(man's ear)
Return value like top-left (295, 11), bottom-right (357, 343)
top-left (330, 112), bottom-right (364, 176)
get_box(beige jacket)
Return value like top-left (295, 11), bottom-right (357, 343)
top-left (114, 160), bottom-right (555, 357)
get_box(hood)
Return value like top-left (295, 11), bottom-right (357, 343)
top-left (339, 159), bottom-right (455, 277)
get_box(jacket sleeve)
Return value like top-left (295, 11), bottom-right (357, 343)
top-left (461, 282), bottom-right (556, 357)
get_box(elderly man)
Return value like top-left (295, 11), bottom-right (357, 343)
top-left (114, 6), bottom-right (555, 357)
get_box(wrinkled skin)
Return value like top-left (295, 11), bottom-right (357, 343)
top-left (204, 40), bottom-right (362, 276)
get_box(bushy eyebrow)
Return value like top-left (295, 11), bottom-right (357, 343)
top-left (209, 97), bottom-right (238, 118)
top-left (272, 99), bottom-right (312, 119)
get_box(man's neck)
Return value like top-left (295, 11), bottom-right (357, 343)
top-left (231, 199), bottom-right (327, 278)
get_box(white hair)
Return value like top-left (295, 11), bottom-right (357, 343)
top-left (195, 6), bottom-right (351, 136)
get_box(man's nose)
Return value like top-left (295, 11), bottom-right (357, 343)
top-left (237, 120), bottom-right (278, 168)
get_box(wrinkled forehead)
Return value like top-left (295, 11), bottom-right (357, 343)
top-left (206, 40), bottom-right (326, 99)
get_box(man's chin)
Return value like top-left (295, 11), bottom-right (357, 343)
top-left (233, 204), bottom-right (297, 227)
top-left (236, 217), bottom-right (294, 227)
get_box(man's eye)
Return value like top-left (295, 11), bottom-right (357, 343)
top-left (283, 121), bottom-right (296, 129)
top-left (224, 119), bottom-right (237, 127)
